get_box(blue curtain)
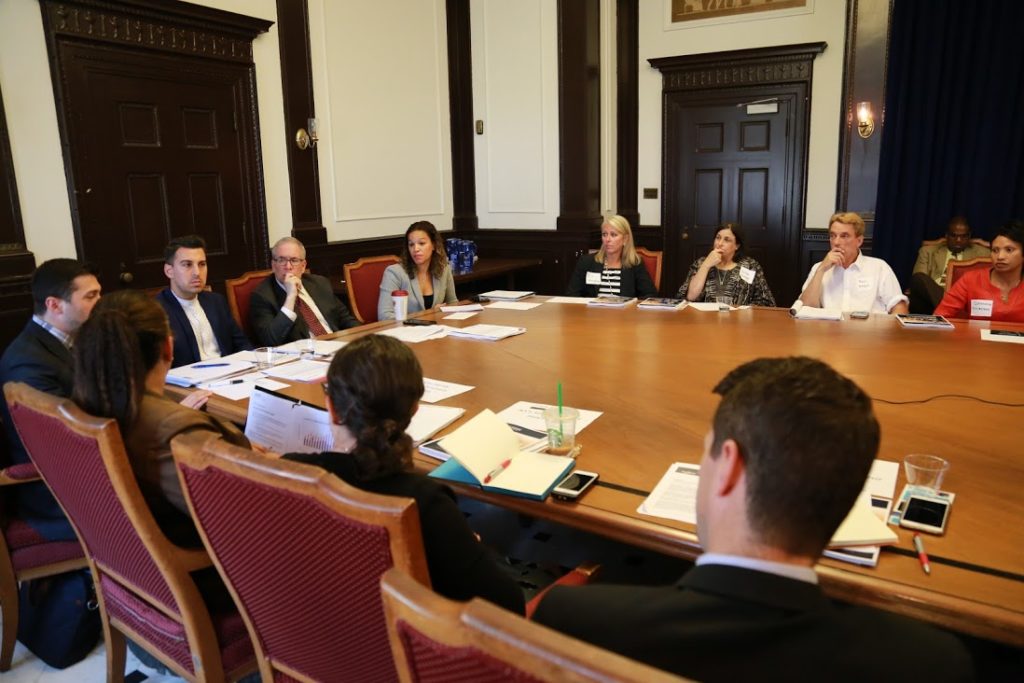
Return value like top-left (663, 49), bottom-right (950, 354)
top-left (873, 0), bottom-right (1024, 286)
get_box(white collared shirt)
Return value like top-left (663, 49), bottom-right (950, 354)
top-left (696, 552), bottom-right (818, 585)
top-left (32, 315), bottom-right (71, 349)
top-left (173, 293), bottom-right (221, 360)
top-left (801, 251), bottom-right (908, 313)
top-left (276, 278), bottom-right (334, 334)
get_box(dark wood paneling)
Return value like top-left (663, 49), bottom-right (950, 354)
top-left (615, 0), bottom-right (639, 229)
top-left (276, 0), bottom-right (325, 244)
top-left (836, 0), bottom-right (893, 238)
top-left (446, 0), bottom-right (478, 232)
top-left (557, 0), bottom-right (602, 233)
top-left (0, 84), bottom-right (35, 355)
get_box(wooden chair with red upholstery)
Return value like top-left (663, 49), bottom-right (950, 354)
top-left (172, 430), bottom-right (431, 682)
top-left (0, 416), bottom-right (88, 671)
top-left (3, 383), bottom-right (255, 682)
top-left (224, 269), bottom-right (272, 340)
top-left (945, 257), bottom-right (991, 292)
top-left (344, 255), bottom-right (401, 323)
top-left (380, 568), bottom-right (690, 683)
top-left (636, 247), bottom-right (663, 292)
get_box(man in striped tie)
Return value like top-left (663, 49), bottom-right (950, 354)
top-left (250, 236), bottom-right (360, 346)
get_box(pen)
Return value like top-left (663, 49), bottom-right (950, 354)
top-left (207, 379), bottom-right (245, 387)
top-left (913, 533), bottom-right (931, 575)
top-left (483, 459), bottom-right (512, 484)
top-left (193, 362), bottom-right (230, 368)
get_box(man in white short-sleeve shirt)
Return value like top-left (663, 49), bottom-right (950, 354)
top-left (798, 212), bottom-right (909, 315)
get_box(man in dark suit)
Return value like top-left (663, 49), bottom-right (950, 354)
top-left (0, 259), bottom-right (101, 540)
top-left (155, 235), bottom-right (253, 367)
top-left (534, 357), bottom-right (974, 682)
top-left (250, 236), bottom-right (359, 346)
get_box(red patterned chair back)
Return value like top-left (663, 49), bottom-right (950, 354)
top-left (380, 568), bottom-right (690, 683)
top-left (3, 382), bottom-right (253, 680)
top-left (173, 431), bottom-right (431, 683)
top-left (945, 256), bottom-right (991, 292)
top-left (225, 269), bottom-right (272, 339)
top-left (636, 247), bottom-right (663, 292)
top-left (344, 255), bottom-right (401, 323)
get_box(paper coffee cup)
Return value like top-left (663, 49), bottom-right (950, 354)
top-left (392, 289), bottom-right (409, 321)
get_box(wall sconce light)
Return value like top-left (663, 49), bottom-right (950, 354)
top-left (295, 117), bottom-right (319, 150)
top-left (856, 101), bottom-right (874, 139)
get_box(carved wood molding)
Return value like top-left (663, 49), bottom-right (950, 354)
top-left (43, 0), bottom-right (271, 64)
top-left (649, 42), bottom-right (827, 91)
top-left (0, 83), bottom-right (29, 265)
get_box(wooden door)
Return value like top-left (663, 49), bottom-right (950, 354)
top-left (664, 89), bottom-right (803, 302)
top-left (51, 41), bottom-right (267, 292)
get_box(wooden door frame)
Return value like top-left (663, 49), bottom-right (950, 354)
top-left (39, 0), bottom-right (272, 274)
top-left (650, 43), bottom-right (826, 298)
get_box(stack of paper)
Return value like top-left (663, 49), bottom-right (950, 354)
top-left (638, 297), bottom-right (688, 310)
top-left (439, 303), bottom-right (484, 313)
top-left (789, 301), bottom-right (842, 320)
top-left (479, 290), bottom-right (534, 301)
top-left (981, 329), bottom-right (1024, 344)
top-left (443, 324), bottom-right (526, 341)
top-left (406, 404), bottom-right (465, 444)
top-left (377, 325), bottom-right (448, 344)
top-left (260, 359), bottom-right (330, 383)
top-left (420, 421), bottom-right (547, 462)
top-left (274, 339), bottom-right (349, 356)
top-left (429, 410), bottom-right (575, 500)
top-left (895, 314), bottom-right (954, 330)
top-left (587, 296), bottom-right (637, 308)
top-left (166, 359), bottom-right (254, 387)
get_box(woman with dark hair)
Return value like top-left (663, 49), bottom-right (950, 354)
top-left (935, 221), bottom-right (1024, 322)
top-left (378, 221), bottom-right (458, 320)
top-left (72, 289), bottom-right (249, 547)
top-left (283, 334), bottom-right (525, 614)
top-left (678, 223), bottom-right (776, 307)
top-left (566, 214), bottom-right (657, 298)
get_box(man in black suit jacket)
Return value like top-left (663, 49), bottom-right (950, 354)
top-left (250, 236), bottom-right (359, 346)
top-left (534, 357), bottom-right (974, 682)
top-left (0, 259), bottom-right (101, 541)
top-left (156, 235), bottom-right (253, 367)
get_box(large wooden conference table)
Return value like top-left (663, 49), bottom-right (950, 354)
top-left (184, 300), bottom-right (1024, 646)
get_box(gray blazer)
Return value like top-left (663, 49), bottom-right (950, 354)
top-left (377, 263), bottom-right (457, 320)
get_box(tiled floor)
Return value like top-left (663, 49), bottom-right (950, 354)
top-left (3, 639), bottom-right (181, 682)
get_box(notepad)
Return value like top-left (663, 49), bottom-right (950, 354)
top-left (789, 300), bottom-right (842, 320)
top-left (429, 409), bottom-right (574, 500)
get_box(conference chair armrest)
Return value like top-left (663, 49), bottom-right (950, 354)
top-left (173, 546), bottom-right (215, 573)
top-left (0, 462), bottom-right (41, 485)
top-left (525, 561), bottom-right (601, 620)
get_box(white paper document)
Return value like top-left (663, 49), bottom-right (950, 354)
top-left (443, 324), bottom-right (526, 341)
top-left (421, 377), bottom-right (475, 404)
top-left (486, 301), bottom-right (543, 311)
top-left (244, 387), bottom-right (345, 454)
top-left (687, 302), bottom-right (735, 312)
top-left (545, 296), bottom-right (594, 304)
top-left (981, 329), bottom-right (1024, 344)
top-left (637, 462), bottom-right (700, 524)
top-left (443, 312), bottom-right (478, 320)
top-left (166, 359), bottom-right (254, 387)
top-left (201, 372), bottom-right (289, 400)
top-left (260, 359), bottom-right (330, 383)
top-left (494, 401), bottom-right (602, 434)
top-left (406, 404), bottom-right (466, 444)
top-left (479, 290), bottom-right (534, 301)
top-left (788, 300), bottom-right (843, 320)
top-left (377, 325), bottom-right (448, 344)
top-left (440, 303), bottom-right (484, 313)
top-left (273, 339), bottom-right (348, 357)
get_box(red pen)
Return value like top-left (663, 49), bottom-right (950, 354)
top-left (913, 533), bottom-right (931, 575)
top-left (483, 459), bottom-right (512, 484)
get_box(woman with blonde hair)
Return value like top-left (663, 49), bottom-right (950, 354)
top-left (566, 215), bottom-right (657, 298)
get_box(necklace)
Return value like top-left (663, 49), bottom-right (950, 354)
top-left (993, 274), bottom-right (1021, 303)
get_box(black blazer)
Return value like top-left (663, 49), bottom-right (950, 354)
top-left (156, 289), bottom-right (253, 367)
top-left (249, 273), bottom-right (359, 346)
top-left (534, 564), bottom-right (973, 682)
top-left (284, 451), bottom-right (525, 615)
top-left (0, 321), bottom-right (76, 540)
top-left (565, 254), bottom-right (657, 298)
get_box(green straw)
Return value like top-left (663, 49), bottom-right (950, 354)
top-left (557, 382), bottom-right (564, 441)
top-left (557, 382), bottom-right (563, 416)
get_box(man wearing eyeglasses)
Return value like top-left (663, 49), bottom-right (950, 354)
top-left (250, 236), bottom-right (359, 345)
top-left (909, 216), bottom-right (990, 313)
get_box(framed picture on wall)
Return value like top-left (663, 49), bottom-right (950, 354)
top-left (669, 0), bottom-right (811, 28)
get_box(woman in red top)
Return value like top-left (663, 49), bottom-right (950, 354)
top-left (935, 221), bottom-right (1024, 323)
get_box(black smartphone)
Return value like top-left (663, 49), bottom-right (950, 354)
top-left (403, 319), bottom-right (436, 326)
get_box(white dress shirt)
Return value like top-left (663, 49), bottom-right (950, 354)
top-left (173, 293), bottom-right (221, 360)
top-left (800, 251), bottom-right (908, 313)
top-left (696, 552), bottom-right (818, 585)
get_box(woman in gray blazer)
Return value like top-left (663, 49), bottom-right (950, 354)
top-left (378, 221), bottom-right (458, 320)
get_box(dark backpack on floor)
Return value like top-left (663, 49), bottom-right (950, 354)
top-left (17, 569), bottom-right (101, 669)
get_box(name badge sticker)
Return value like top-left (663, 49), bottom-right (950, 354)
top-left (970, 299), bottom-right (994, 317)
top-left (856, 277), bottom-right (872, 291)
top-left (739, 266), bottom-right (755, 284)
top-left (585, 271), bottom-right (602, 286)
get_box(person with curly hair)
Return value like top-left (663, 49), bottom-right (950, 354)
top-left (282, 334), bottom-right (524, 613)
top-left (378, 221), bottom-right (458, 320)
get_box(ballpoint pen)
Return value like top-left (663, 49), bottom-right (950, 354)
top-left (483, 459), bottom-right (512, 484)
top-left (207, 378), bottom-right (245, 387)
top-left (193, 362), bottom-right (230, 369)
top-left (913, 533), bottom-right (931, 575)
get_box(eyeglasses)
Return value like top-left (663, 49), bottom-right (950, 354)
top-left (272, 256), bottom-right (305, 266)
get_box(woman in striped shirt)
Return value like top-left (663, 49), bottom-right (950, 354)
top-left (566, 215), bottom-right (657, 298)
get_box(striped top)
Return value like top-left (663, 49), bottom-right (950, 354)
top-left (599, 268), bottom-right (622, 296)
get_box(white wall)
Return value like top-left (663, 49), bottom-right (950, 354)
top-left (470, 0), bottom-right (559, 230)
top-left (309, 0), bottom-right (453, 239)
top-left (0, 0), bottom-right (291, 262)
top-left (637, 0), bottom-right (846, 229)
